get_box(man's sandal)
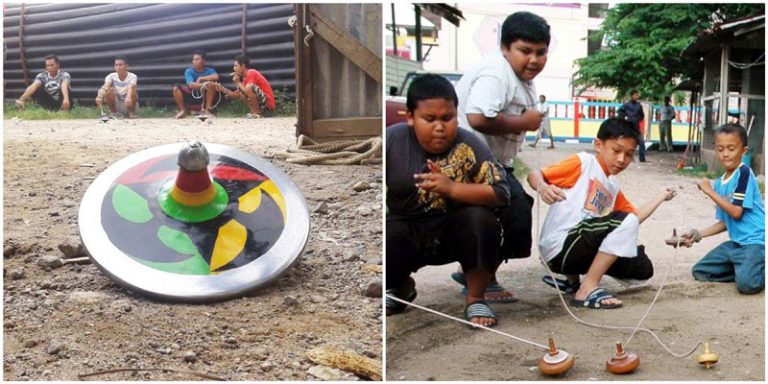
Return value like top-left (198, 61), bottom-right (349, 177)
top-left (385, 288), bottom-right (417, 316)
top-left (451, 272), bottom-right (519, 303)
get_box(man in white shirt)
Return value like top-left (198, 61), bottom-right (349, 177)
top-left (529, 94), bottom-right (554, 149)
top-left (96, 56), bottom-right (138, 118)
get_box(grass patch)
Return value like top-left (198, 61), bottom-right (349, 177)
top-left (675, 163), bottom-right (720, 179)
top-left (3, 88), bottom-right (296, 120)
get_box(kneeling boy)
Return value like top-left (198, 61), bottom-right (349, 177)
top-left (527, 117), bottom-right (676, 309)
top-left (682, 123), bottom-right (764, 294)
top-left (386, 74), bottom-right (511, 327)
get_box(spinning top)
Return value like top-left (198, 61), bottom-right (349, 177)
top-left (538, 337), bottom-right (575, 376)
top-left (697, 342), bottom-right (719, 369)
top-left (665, 228), bottom-right (683, 247)
top-left (606, 341), bottom-right (639, 374)
top-left (100, 114), bottom-right (110, 123)
top-left (79, 142), bottom-right (309, 302)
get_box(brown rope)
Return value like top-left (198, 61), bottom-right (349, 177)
top-left (275, 135), bottom-right (381, 165)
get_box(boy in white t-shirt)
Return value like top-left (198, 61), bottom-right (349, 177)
top-left (450, 11), bottom-right (550, 303)
top-left (527, 118), bottom-right (677, 309)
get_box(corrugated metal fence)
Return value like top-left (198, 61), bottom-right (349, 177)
top-left (3, 3), bottom-right (296, 106)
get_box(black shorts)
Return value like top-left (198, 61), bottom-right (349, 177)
top-left (33, 87), bottom-right (69, 111)
top-left (386, 206), bottom-right (501, 288)
top-left (548, 211), bottom-right (654, 280)
top-left (174, 83), bottom-right (221, 111)
top-left (495, 167), bottom-right (534, 259)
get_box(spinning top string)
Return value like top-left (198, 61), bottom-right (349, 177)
top-left (385, 295), bottom-right (549, 351)
top-left (534, 184), bottom-right (700, 358)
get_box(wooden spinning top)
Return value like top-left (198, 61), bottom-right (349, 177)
top-left (606, 341), bottom-right (639, 374)
top-left (665, 228), bottom-right (683, 247)
top-left (538, 337), bottom-right (575, 376)
top-left (697, 342), bottom-right (719, 369)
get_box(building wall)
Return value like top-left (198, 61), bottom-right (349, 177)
top-left (410, 3), bottom-right (604, 102)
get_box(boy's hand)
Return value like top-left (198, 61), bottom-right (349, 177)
top-left (521, 109), bottom-right (544, 131)
top-left (414, 160), bottom-right (453, 197)
top-left (537, 184), bottom-right (566, 204)
top-left (679, 229), bottom-right (701, 248)
top-left (660, 187), bottom-right (677, 201)
top-left (696, 179), bottom-right (714, 196)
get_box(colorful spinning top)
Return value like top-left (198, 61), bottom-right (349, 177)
top-left (79, 142), bottom-right (309, 302)
top-left (697, 342), bottom-right (719, 369)
top-left (606, 341), bottom-right (639, 374)
top-left (538, 337), bottom-right (575, 376)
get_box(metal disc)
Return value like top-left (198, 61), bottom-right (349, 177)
top-left (79, 143), bottom-right (310, 302)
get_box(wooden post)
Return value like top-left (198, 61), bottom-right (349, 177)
top-left (241, 4), bottom-right (247, 56)
top-left (573, 100), bottom-right (580, 139)
top-left (294, 4), bottom-right (314, 138)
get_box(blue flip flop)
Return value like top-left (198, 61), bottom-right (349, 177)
top-left (464, 301), bottom-right (497, 328)
top-left (542, 275), bottom-right (581, 294)
top-left (570, 287), bottom-right (622, 309)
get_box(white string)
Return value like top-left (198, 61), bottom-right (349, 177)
top-left (386, 295), bottom-right (549, 351)
top-left (384, 166), bottom-right (701, 359)
top-left (533, 182), bottom-right (700, 358)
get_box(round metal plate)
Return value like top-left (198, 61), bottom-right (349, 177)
top-left (79, 143), bottom-right (310, 302)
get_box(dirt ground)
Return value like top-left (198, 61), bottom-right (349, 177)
top-left (386, 143), bottom-right (764, 381)
top-left (2, 117), bottom-right (382, 381)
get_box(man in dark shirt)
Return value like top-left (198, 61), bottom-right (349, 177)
top-left (618, 89), bottom-right (646, 162)
top-left (15, 54), bottom-right (72, 112)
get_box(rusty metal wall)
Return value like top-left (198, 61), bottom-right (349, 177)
top-left (3, 3), bottom-right (296, 106)
top-left (310, 3), bottom-right (382, 119)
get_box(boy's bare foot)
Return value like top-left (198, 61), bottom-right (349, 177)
top-left (175, 110), bottom-right (187, 119)
top-left (127, 112), bottom-right (137, 119)
top-left (464, 301), bottom-right (497, 327)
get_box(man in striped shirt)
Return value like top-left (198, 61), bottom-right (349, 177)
top-left (96, 56), bottom-right (138, 118)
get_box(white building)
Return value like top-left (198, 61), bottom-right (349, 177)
top-left (385, 3), bottom-right (612, 101)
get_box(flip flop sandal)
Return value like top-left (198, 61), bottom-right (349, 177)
top-left (460, 283), bottom-right (519, 303)
top-left (464, 301), bottom-right (497, 328)
top-left (542, 275), bottom-right (581, 294)
top-left (570, 287), bottom-right (623, 309)
top-left (450, 271), bottom-right (467, 286)
top-left (454, 271), bottom-right (519, 303)
top-left (385, 288), bottom-right (417, 316)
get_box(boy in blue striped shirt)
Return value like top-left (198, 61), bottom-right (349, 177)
top-left (682, 124), bottom-right (764, 294)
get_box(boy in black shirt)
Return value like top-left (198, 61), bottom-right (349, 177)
top-left (386, 74), bottom-right (511, 327)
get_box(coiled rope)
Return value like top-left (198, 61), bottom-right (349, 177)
top-left (274, 135), bottom-right (381, 165)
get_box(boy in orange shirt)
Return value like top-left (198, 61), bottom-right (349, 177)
top-left (527, 117), bottom-right (677, 309)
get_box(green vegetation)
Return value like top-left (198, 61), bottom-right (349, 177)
top-left (3, 88), bottom-right (296, 120)
top-left (675, 163), bottom-right (719, 179)
top-left (511, 157), bottom-right (531, 180)
top-left (573, 3), bottom-right (764, 101)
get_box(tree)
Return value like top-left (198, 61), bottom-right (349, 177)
top-left (573, 3), bottom-right (764, 101)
